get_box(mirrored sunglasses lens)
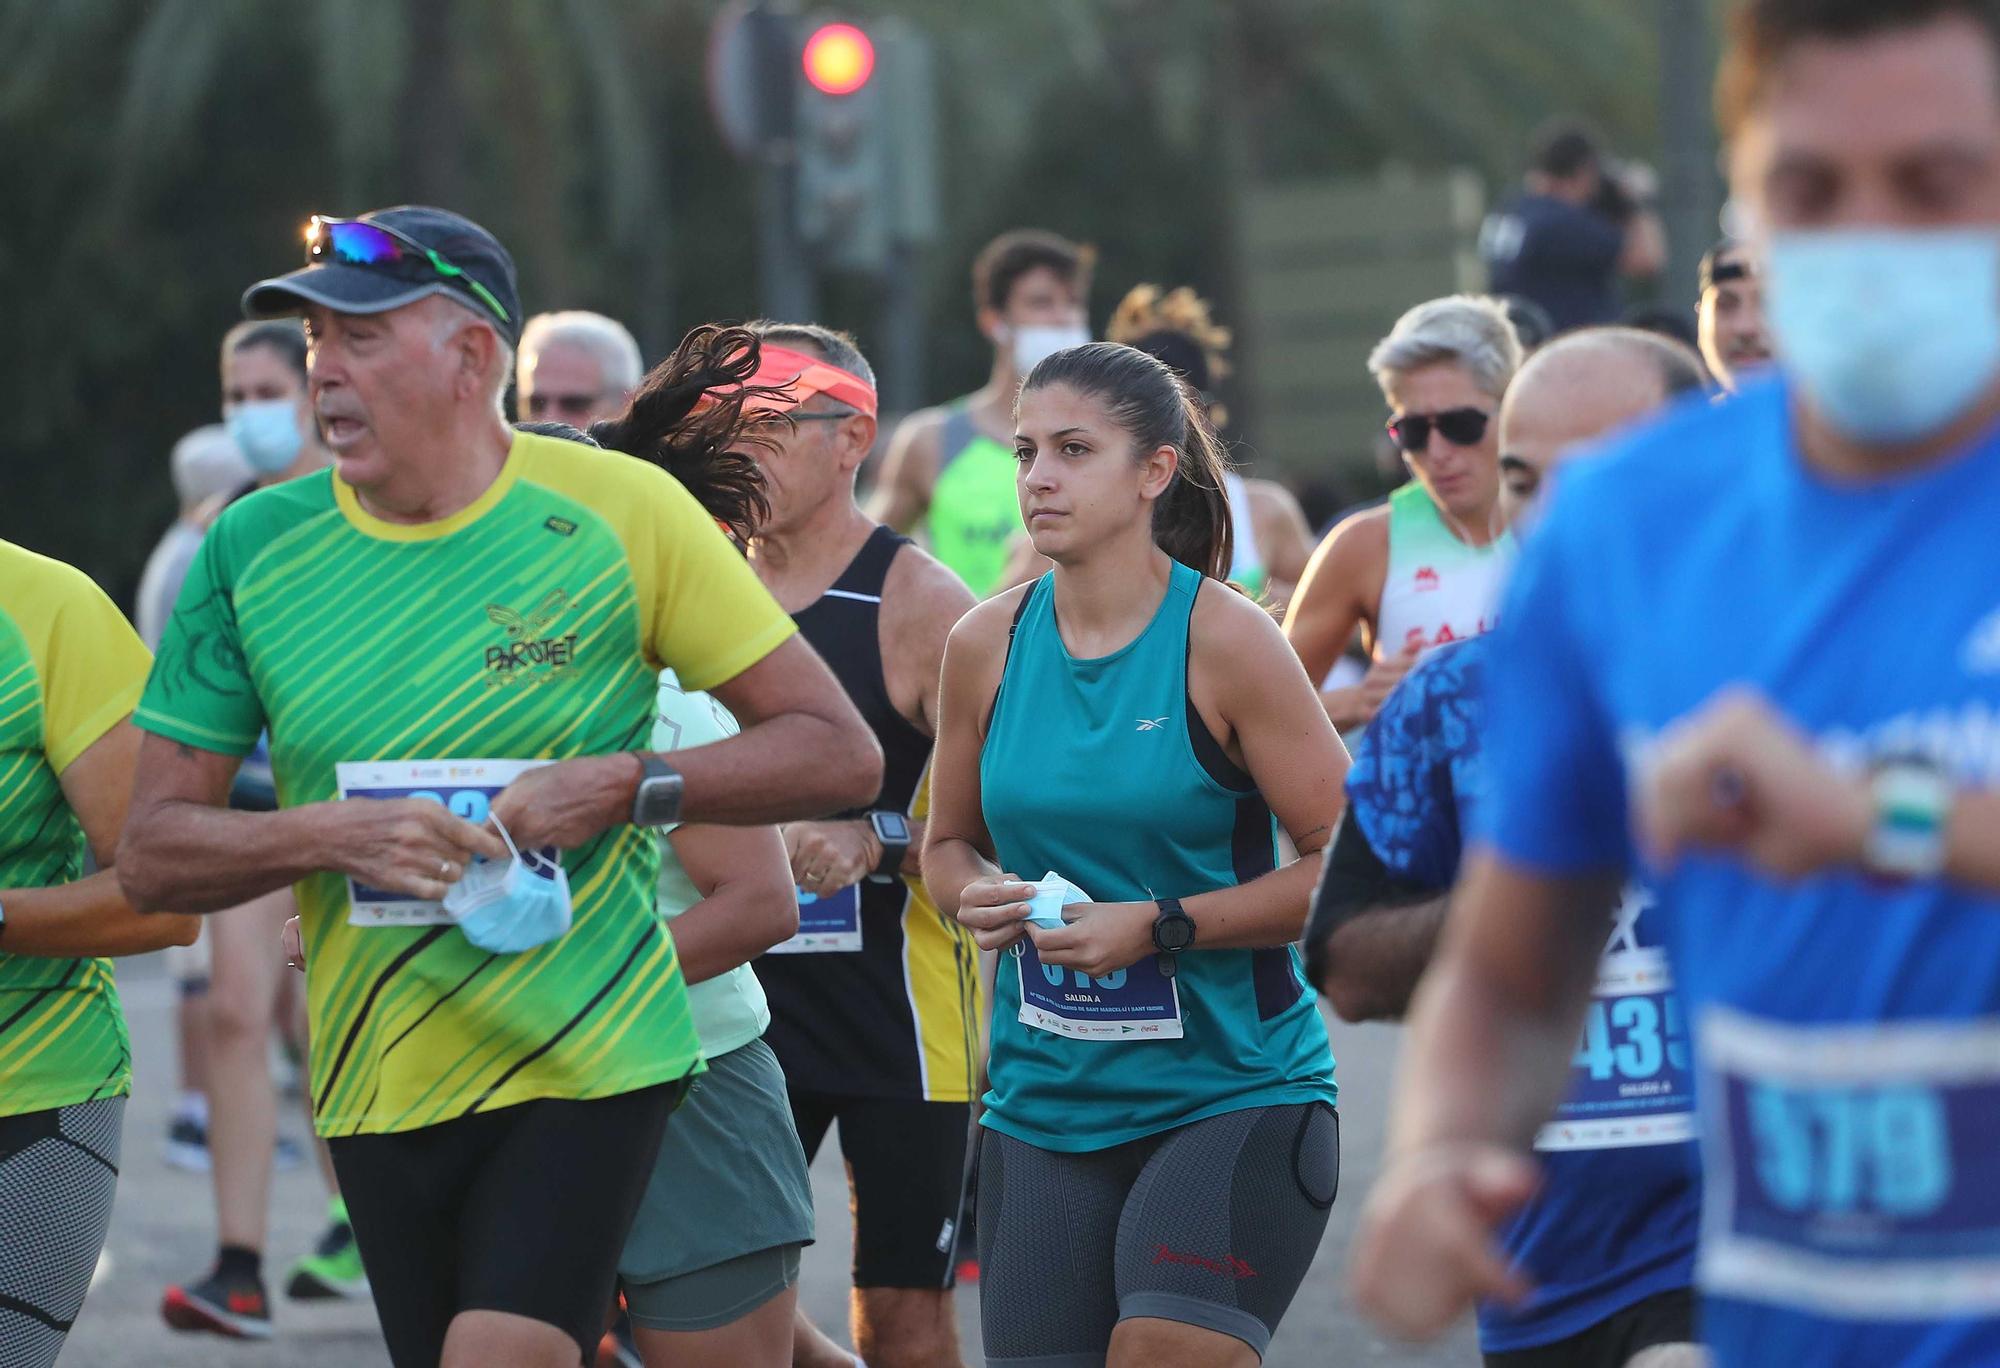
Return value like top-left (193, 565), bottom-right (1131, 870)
top-left (325, 222), bottom-right (402, 266)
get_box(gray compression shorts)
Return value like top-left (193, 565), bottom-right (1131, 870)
top-left (977, 1102), bottom-right (1339, 1366)
top-left (0, 1097), bottom-right (124, 1368)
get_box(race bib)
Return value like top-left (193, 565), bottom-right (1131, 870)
top-left (1699, 1008), bottom-right (2000, 1320)
top-left (1015, 941), bottom-right (1183, 1041)
top-left (335, 758), bottom-right (552, 927)
top-left (767, 885), bottom-right (862, 954)
top-left (1536, 941), bottom-right (1696, 1152)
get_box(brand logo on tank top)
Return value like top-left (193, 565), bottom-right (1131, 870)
top-left (1414, 565), bottom-right (1440, 592)
top-left (1135, 716), bottom-right (1169, 732)
top-left (1403, 617), bottom-right (1495, 653)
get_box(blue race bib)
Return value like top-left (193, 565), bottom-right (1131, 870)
top-left (767, 884), bottom-right (862, 954)
top-left (1538, 936), bottom-right (1696, 1152)
top-left (1700, 1008), bottom-right (2000, 1320)
top-left (1015, 941), bottom-right (1183, 1041)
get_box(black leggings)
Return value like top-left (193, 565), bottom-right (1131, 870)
top-left (327, 1082), bottom-right (684, 1367)
top-left (978, 1102), bottom-right (1339, 1366)
top-left (0, 1098), bottom-right (123, 1368)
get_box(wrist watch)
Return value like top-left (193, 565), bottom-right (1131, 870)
top-left (867, 811), bottom-right (912, 883)
top-left (1151, 896), bottom-right (1196, 979)
top-left (630, 756), bottom-right (685, 828)
top-left (1862, 755), bottom-right (1953, 879)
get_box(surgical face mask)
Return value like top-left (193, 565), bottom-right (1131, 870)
top-left (1764, 228), bottom-right (2000, 444)
top-left (1008, 324), bottom-right (1090, 376)
top-left (442, 817), bottom-right (573, 955)
top-left (226, 399), bottom-right (304, 475)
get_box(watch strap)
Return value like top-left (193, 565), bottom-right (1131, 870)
top-left (1864, 758), bottom-right (1952, 879)
top-left (868, 812), bottom-right (909, 881)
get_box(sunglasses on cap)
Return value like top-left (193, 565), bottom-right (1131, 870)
top-left (306, 216), bottom-right (513, 329)
top-left (1387, 407), bottom-right (1490, 453)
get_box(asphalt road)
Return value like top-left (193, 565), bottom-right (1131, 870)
top-left (58, 955), bottom-right (1478, 1367)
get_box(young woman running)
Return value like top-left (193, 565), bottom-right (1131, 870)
top-left (926, 342), bottom-right (1346, 1368)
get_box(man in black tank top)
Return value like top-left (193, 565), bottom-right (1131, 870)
top-left (741, 322), bottom-right (981, 1368)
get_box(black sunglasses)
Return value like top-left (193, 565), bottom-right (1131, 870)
top-left (1387, 407), bottom-right (1490, 453)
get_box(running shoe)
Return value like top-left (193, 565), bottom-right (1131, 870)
top-left (285, 1199), bottom-right (369, 1300)
top-left (163, 1114), bottom-right (211, 1173)
top-left (161, 1265), bottom-right (273, 1339)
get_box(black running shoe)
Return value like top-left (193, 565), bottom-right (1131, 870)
top-left (161, 1264), bottom-right (273, 1339)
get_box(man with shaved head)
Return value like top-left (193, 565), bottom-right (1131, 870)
top-left (1307, 327), bottom-right (1708, 1368)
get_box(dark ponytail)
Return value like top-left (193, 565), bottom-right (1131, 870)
top-left (1022, 341), bottom-right (1234, 579)
top-left (588, 324), bottom-right (791, 541)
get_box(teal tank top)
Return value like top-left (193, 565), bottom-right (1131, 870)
top-left (978, 560), bottom-right (1337, 1152)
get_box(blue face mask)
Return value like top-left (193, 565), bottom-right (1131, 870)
top-left (443, 817), bottom-right (573, 955)
top-left (1765, 228), bottom-right (2000, 444)
top-left (226, 399), bottom-right (304, 475)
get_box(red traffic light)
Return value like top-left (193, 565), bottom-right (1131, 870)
top-left (802, 22), bottom-right (874, 96)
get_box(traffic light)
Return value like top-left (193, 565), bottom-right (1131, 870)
top-left (792, 15), bottom-right (936, 276)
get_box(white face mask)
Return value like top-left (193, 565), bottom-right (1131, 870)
top-left (1008, 324), bottom-right (1091, 377)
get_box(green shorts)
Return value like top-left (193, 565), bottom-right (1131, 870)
top-left (617, 1036), bottom-right (815, 1324)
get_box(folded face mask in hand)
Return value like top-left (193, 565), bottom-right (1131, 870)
top-left (1024, 872), bottom-right (1091, 930)
top-left (443, 815), bottom-right (573, 954)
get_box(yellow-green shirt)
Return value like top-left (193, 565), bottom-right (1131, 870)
top-left (135, 433), bottom-right (798, 1136)
top-left (0, 540), bottom-right (152, 1117)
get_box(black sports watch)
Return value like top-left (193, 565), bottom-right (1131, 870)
top-left (630, 756), bottom-right (685, 828)
top-left (867, 811), bottom-right (912, 883)
top-left (1152, 896), bottom-right (1195, 978)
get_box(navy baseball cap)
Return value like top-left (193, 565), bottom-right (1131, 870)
top-left (242, 206), bottom-right (522, 345)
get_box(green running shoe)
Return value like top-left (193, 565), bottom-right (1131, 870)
top-left (284, 1199), bottom-right (370, 1301)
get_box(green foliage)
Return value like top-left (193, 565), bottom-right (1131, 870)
top-left (0, 0), bottom-right (1693, 599)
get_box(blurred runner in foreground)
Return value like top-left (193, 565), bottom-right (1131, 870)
top-left (1353, 4), bottom-right (2000, 1364)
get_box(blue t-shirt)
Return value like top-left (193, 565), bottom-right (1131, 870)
top-left (1347, 637), bottom-right (1698, 1352)
top-left (1476, 375), bottom-right (2000, 1367)
top-left (1479, 191), bottom-right (1624, 334)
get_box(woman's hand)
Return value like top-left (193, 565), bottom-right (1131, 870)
top-left (954, 873), bottom-right (1035, 951)
top-left (1024, 901), bottom-right (1157, 978)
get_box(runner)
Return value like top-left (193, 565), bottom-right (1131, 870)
top-left (0, 540), bottom-right (200, 1368)
top-left (1305, 328), bottom-right (1708, 1368)
top-left (160, 316), bottom-right (363, 1339)
top-left (1283, 296), bottom-right (1521, 730)
top-left (116, 205), bottom-right (881, 1368)
top-left (733, 320), bottom-right (983, 1368)
top-left (1351, 6), bottom-right (2000, 1364)
top-left (1694, 239), bottom-right (1771, 394)
top-left (517, 310), bottom-right (644, 429)
top-left (1106, 284), bottom-right (1315, 608)
top-left (873, 229), bottom-right (1093, 595)
top-left (926, 341), bottom-right (1343, 1367)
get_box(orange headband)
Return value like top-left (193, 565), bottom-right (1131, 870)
top-left (737, 343), bottom-right (878, 418)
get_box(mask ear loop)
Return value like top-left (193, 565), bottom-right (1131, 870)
top-left (484, 813), bottom-right (522, 865)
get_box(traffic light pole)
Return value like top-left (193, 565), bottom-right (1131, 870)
top-left (755, 147), bottom-right (818, 322)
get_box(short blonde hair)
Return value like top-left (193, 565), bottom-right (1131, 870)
top-left (1368, 295), bottom-right (1523, 400)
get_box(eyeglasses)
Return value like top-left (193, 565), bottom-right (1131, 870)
top-left (306, 215), bottom-right (512, 328)
top-left (524, 391), bottom-right (606, 420)
top-left (1386, 407), bottom-right (1490, 453)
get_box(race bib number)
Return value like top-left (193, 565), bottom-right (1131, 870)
top-left (1699, 1008), bottom-right (2000, 1320)
top-left (1536, 943), bottom-right (1695, 1152)
top-left (335, 759), bottom-right (551, 927)
top-left (767, 885), bottom-right (862, 954)
top-left (1015, 941), bottom-right (1182, 1041)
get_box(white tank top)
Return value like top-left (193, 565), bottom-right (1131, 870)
top-left (1375, 481), bottom-right (1515, 658)
top-left (1224, 472), bottom-right (1266, 591)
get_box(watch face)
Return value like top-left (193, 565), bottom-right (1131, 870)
top-left (1156, 913), bottom-right (1195, 952)
top-left (873, 812), bottom-right (910, 843)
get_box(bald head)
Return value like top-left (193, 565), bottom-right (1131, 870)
top-left (1497, 326), bottom-right (1704, 521)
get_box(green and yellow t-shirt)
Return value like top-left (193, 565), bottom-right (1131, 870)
top-left (134, 432), bottom-right (798, 1136)
top-left (0, 540), bottom-right (152, 1117)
